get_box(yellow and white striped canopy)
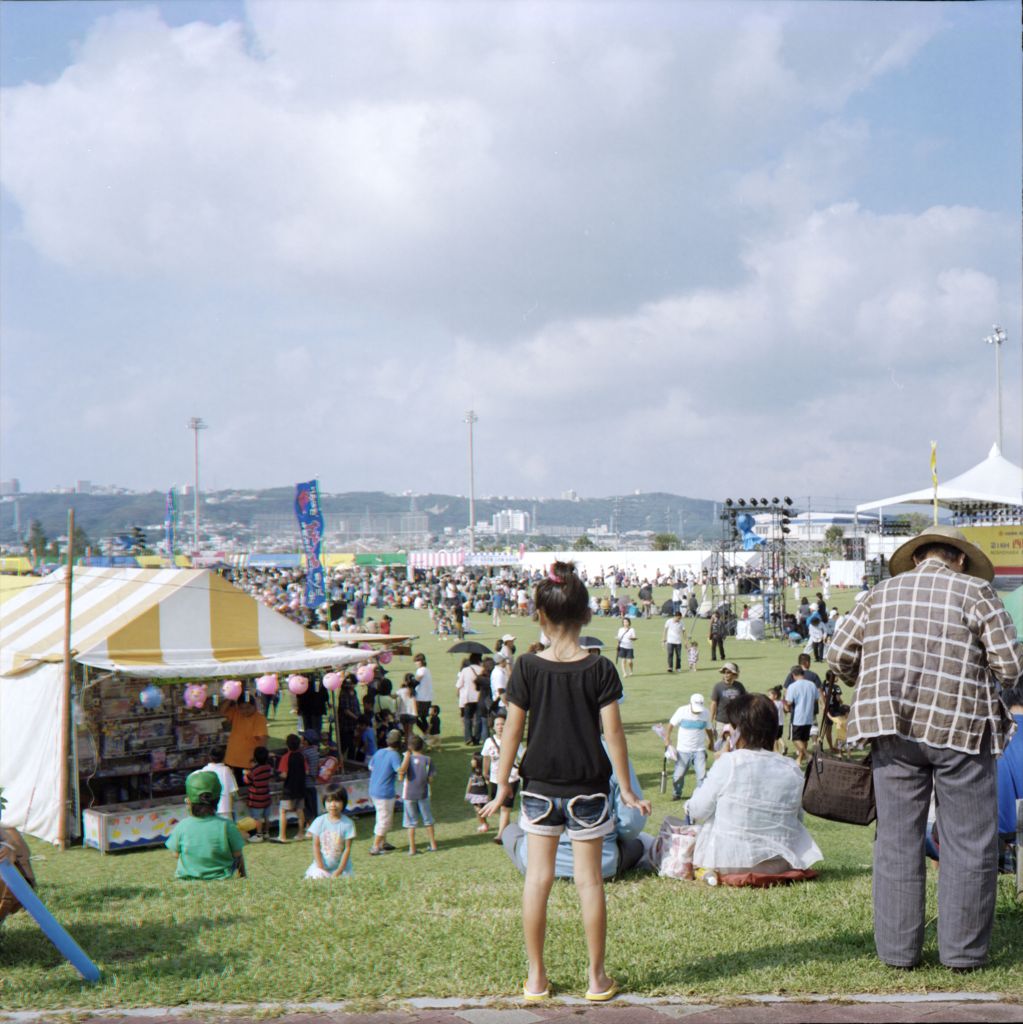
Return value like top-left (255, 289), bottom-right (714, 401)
top-left (0, 568), bottom-right (367, 679)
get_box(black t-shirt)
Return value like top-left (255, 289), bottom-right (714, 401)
top-left (783, 668), bottom-right (822, 692)
top-left (710, 679), bottom-right (747, 723)
top-left (505, 652), bottom-right (623, 797)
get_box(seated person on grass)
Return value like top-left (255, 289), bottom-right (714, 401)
top-left (166, 771), bottom-right (246, 880)
top-left (685, 693), bottom-right (822, 878)
top-left (500, 745), bottom-right (650, 880)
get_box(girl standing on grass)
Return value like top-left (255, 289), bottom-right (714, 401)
top-left (614, 616), bottom-right (636, 677)
top-left (483, 561), bottom-right (650, 1003)
top-left (687, 639), bottom-right (700, 672)
top-left (466, 754), bottom-right (491, 833)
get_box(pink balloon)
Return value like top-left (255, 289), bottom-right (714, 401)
top-left (221, 679), bottom-right (243, 701)
top-left (377, 651), bottom-right (393, 665)
top-left (287, 674), bottom-right (309, 695)
top-left (322, 672), bottom-right (342, 692)
top-left (256, 673), bottom-right (279, 696)
top-left (359, 643), bottom-right (372, 651)
top-left (184, 684), bottom-right (208, 709)
top-left (356, 663), bottom-right (375, 684)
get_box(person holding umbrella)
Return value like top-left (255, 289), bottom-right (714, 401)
top-left (456, 652), bottom-right (484, 745)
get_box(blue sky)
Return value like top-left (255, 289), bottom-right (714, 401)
top-left (1, 1), bottom-right (1019, 502)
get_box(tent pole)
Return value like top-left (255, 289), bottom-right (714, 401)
top-left (58, 508), bottom-right (75, 850)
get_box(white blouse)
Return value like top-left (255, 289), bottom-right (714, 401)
top-left (685, 748), bottom-right (823, 871)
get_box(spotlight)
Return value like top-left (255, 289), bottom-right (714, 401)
top-left (761, 498), bottom-right (769, 506)
top-left (771, 497), bottom-right (780, 505)
top-left (784, 496), bottom-right (793, 506)
top-left (750, 498), bottom-right (759, 507)
top-left (725, 498), bottom-right (733, 507)
top-left (737, 499), bottom-right (746, 507)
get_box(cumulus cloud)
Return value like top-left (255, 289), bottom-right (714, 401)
top-left (0, 0), bottom-right (1017, 502)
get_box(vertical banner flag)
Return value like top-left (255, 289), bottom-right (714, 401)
top-left (165, 488), bottom-right (177, 562)
top-left (930, 442), bottom-right (939, 525)
top-left (295, 479), bottom-right (326, 608)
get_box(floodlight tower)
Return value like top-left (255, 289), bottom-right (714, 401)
top-left (187, 417), bottom-right (207, 555)
top-left (983, 326), bottom-right (1007, 450)
top-left (464, 409), bottom-right (478, 553)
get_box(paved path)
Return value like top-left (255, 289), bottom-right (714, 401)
top-left (3, 997), bottom-right (1021, 1024)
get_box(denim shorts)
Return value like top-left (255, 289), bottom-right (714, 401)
top-left (519, 791), bottom-right (614, 841)
top-left (402, 797), bottom-right (435, 828)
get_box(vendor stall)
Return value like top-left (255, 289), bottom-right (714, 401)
top-left (0, 567), bottom-right (372, 847)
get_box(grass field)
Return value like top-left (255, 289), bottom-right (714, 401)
top-left (1, 585), bottom-right (1020, 1009)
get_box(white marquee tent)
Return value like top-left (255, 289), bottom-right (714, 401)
top-left (856, 443), bottom-right (1023, 515)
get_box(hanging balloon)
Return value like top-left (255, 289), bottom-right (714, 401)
top-left (377, 651), bottom-right (393, 665)
top-left (287, 674), bottom-right (309, 695)
top-left (355, 663), bottom-right (375, 684)
top-left (322, 672), bottom-right (342, 692)
top-left (184, 683), bottom-right (208, 709)
top-left (359, 643), bottom-right (372, 651)
top-left (221, 679), bottom-right (243, 702)
top-left (139, 684), bottom-right (163, 710)
top-left (256, 673), bottom-right (279, 696)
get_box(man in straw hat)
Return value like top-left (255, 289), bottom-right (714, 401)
top-left (828, 525), bottom-right (1022, 971)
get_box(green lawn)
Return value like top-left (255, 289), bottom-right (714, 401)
top-left (1, 586), bottom-right (1020, 1009)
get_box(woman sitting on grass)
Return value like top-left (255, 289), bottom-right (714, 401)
top-left (685, 693), bottom-right (822, 877)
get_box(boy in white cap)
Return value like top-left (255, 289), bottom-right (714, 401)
top-left (663, 694), bottom-right (714, 799)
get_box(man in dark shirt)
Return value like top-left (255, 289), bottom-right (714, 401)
top-left (709, 662), bottom-right (747, 739)
top-left (784, 653), bottom-right (821, 693)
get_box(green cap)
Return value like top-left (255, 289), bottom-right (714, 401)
top-left (185, 770), bottom-right (222, 805)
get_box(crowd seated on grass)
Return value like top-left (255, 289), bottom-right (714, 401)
top-left (685, 692), bottom-right (823, 879)
top-left (218, 563), bottom-right (826, 632)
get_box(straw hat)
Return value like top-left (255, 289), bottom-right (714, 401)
top-left (888, 525), bottom-right (993, 582)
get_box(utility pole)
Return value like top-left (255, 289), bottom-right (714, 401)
top-left (187, 417), bottom-right (207, 556)
top-left (983, 326), bottom-right (1006, 449)
top-left (464, 410), bottom-right (478, 553)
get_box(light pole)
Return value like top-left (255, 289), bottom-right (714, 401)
top-left (464, 409), bottom-right (478, 553)
top-left (984, 326), bottom-right (1006, 449)
top-left (187, 417), bottom-right (207, 555)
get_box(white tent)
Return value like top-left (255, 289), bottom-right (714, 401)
top-left (856, 443), bottom-right (1023, 514)
top-left (0, 567), bottom-right (371, 843)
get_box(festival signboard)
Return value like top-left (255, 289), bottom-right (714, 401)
top-left (960, 525), bottom-right (1023, 577)
top-left (295, 479), bottom-right (326, 608)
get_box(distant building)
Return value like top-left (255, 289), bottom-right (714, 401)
top-left (75, 480), bottom-right (93, 494)
top-left (492, 509), bottom-right (530, 534)
top-left (0, 479), bottom-right (19, 496)
top-left (561, 489), bottom-right (579, 501)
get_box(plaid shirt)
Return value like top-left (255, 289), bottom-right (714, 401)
top-left (827, 558), bottom-right (1022, 755)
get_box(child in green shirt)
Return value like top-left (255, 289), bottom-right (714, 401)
top-left (166, 771), bottom-right (246, 880)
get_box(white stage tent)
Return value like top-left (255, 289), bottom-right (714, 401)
top-left (856, 443), bottom-right (1023, 515)
top-left (0, 567), bottom-right (369, 843)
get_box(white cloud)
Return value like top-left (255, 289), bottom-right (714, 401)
top-left (0, 0), bottom-right (1016, 502)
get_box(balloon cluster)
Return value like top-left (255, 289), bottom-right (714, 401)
top-left (322, 672), bottom-right (342, 692)
top-left (287, 674), bottom-right (309, 695)
top-left (139, 684), bottom-right (163, 710)
top-left (355, 663), bottom-right (375, 684)
top-left (256, 673), bottom-right (279, 696)
top-left (183, 684), bottom-right (208, 709)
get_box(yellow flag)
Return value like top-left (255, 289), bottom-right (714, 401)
top-left (930, 442), bottom-right (938, 525)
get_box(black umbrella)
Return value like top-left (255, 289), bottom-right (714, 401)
top-left (446, 640), bottom-right (493, 655)
top-left (578, 636), bottom-right (604, 649)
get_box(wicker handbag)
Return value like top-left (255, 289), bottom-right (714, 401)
top-left (801, 737), bottom-right (876, 826)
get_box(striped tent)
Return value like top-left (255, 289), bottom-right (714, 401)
top-left (0, 568), bottom-right (369, 843)
top-left (408, 550), bottom-right (466, 569)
